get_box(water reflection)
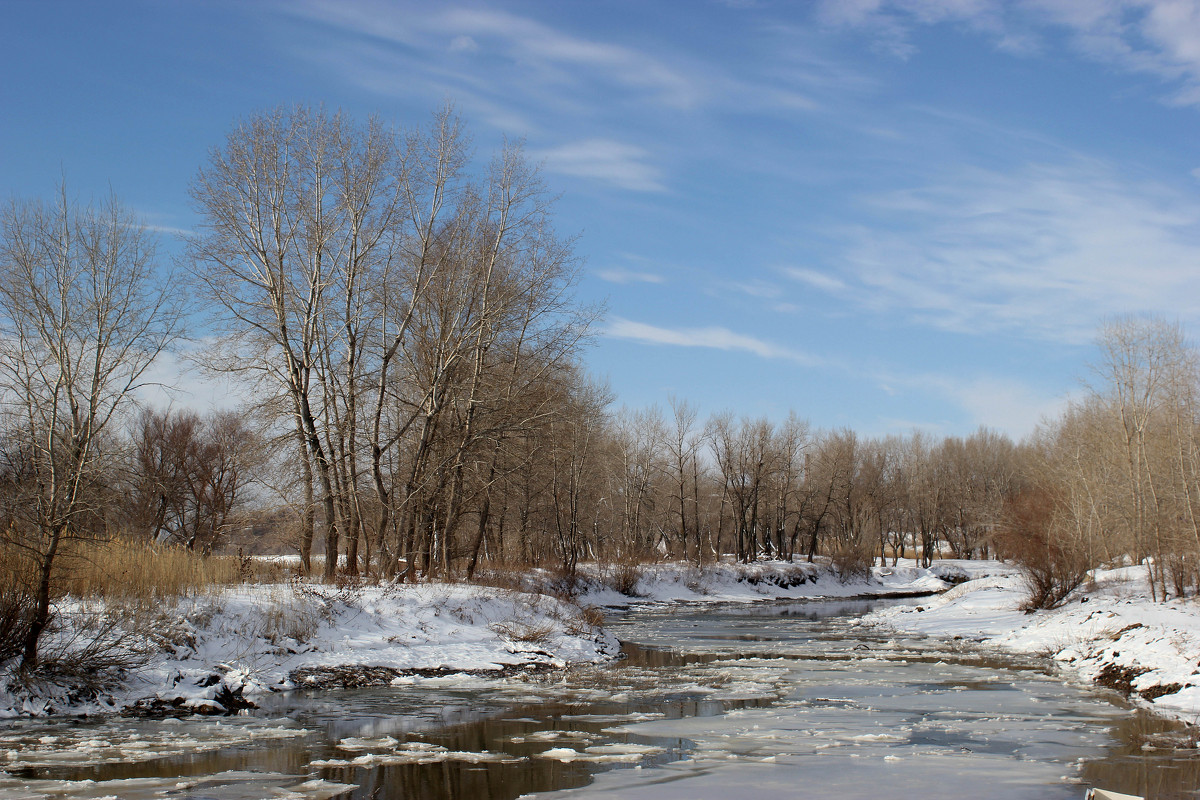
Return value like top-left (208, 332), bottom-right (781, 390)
top-left (1082, 712), bottom-right (1200, 800)
top-left (1, 597), bottom-right (1198, 800)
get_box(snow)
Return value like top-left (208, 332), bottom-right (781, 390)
top-left (308, 740), bottom-right (522, 768)
top-left (0, 558), bottom-right (951, 720)
top-left (4, 558), bottom-right (1199, 799)
top-left (5, 555), bottom-right (1198, 736)
top-left (0, 771), bottom-right (356, 800)
top-left (0, 717), bottom-right (308, 770)
top-left (574, 558), bottom-right (957, 606)
top-left (0, 582), bottom-right (618, 719)
top-left (863, 561), bottom-right (1200, 727)
top-left (532, 579), bottom-right (1126, 800)
top-left (533, 744), bottom-right (664, 763)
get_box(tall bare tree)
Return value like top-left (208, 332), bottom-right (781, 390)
top-left (189, 106), bottom-right (414, 579)
top-left (0, 187), bottom-right (181, 668)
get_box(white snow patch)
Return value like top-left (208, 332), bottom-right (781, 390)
top-left (865, 562), bottom-right (1200, 726)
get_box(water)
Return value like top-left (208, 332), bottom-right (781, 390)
top-left (1, 598), bottom-right (1197, 799)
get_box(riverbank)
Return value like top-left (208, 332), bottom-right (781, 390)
top-left (863, 562), bottom-right (1200, 730)
top-left (0, 559), bottom-right (949, 719)
top-left (571, 558), bottom-right (956, 606)
top-left (0, 583), bottom-right (618, 719)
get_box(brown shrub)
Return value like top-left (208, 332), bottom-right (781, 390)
top-left (998, 487), bottom-right (1092, 610)
top-left (0, 544), bottom-right (37, 664)
top-left (610, 562), bottom-right (643, 596)
top-left (491, 619), bottom-right (556, 643)
top-left (831, 537), bottom-right (875, 583)
top-left (563, 604), bottom-right (605, 636)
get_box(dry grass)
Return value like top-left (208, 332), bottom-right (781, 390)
top-left (0, 547), bottom-right (37, 662)
top-left (459, 564), bottom-right (531, 594)
top-left (253, 588), bottom-right (327, 645)
top-left (491, 618), bottom-right (556, 643)
top-left (58, 538), bottom-right (243, 601)
top-left (563, 604), bottom-right (604, 636)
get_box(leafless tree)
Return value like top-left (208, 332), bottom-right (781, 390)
top-left (0, 187), bottom-right (182, 668)
top-left (666, 396), bottom-right (703, 563)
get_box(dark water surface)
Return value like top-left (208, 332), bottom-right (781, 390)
top-left (1, 598), bottom-right (1197, 799)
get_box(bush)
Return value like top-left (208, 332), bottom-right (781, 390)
top-left (0, 536), bottom-right (242, 674)
top-left (22, 599), bottom-right (157, 687)
top-left (831, 538), bottom-right (875, 583)
top-left (611, 562), bottom-right (643, 596)
top-left (999, 488), bottom-right (1092, 610)
top-left (0, 563), bottom-right (37, 665)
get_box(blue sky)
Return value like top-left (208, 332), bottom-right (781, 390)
top-left (4, 0), bottom-right (1200, 438)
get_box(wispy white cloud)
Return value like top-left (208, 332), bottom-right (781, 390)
top-left (725, 279), bottom-right (783, 299)
top-left (136, 341), bottom-right (248, 413)
top-left (284, 1), bottom-right (704, 109)
top-left (279, 0), bottom-right (838, 149)
top-left (781, 267), bottom-right (848, 294)
top-left (134, 208), bottom-right (194, 239)
top-left (536, 139), bottom-right (666, 192)
top-left (818, 0), bottom-right (1200, 105)
top-left (438, 7), bottom-right (703, 108)
top-left (596, 267), bottom-right (666, 284)
top-left (833, 159), bottom-right (1200, 342)
top-left (281, 32), bottom-right (539, 132)
top-left (143, 223), bottom-right (194, 238)
top-left (607, 317), bottom-right (821, 365)
top-left (1032, 0), bottom-right (1200, 103)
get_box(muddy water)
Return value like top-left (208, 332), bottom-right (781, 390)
top-left (2, 598), bottom-right (1198, 800)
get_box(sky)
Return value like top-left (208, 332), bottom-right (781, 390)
top-left (3, 0), bottom-right (1200, 439)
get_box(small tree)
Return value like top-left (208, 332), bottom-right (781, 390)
top-left (0, 187), bottom-right (182, 669)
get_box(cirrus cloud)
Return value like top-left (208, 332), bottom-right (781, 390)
top-left (536, 139), bottom-right (666, 192)
top-left (607, 317), bottom-right (821, 365)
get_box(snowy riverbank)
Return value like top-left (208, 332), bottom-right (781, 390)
top-left (0, 559), bottom-right (949, 719)
top-left (864, 561), bottom-right (1200, 729)
top-left (571, 558), bottom-right (954, 606)
top-left (10, 556), bottom-right (1196, 725)
top-left (0, 583), bottom-right (617, 719)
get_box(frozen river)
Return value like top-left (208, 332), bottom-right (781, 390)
top-left (2, 598), bottom-right (1196, 799)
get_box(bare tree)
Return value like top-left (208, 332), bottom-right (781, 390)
top-left (127, 407), bottom-right (199, 544)
top-left (666, 396), bottom-right (702, 563)
top-left (0, 187), bottom-right (181, 668)
top-left (189, 106), bottom-right (412, 579)
top-left (129, 408), bottom-right (262, 554)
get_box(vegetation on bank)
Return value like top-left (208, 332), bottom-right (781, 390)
top-left (1, 105), bottom-right (1198, 682)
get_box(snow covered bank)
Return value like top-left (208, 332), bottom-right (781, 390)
top-left (0, 558), bottom-right (960, 720)
top-left (863, 562), bottom-right (1200, 728)
top-left (570, 558), bottom-right (957, 607)
top-left (0, 582), bottom-right (617, 719)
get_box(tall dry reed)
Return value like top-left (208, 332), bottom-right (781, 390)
top-left (57, 538), bottom-right (243, 601)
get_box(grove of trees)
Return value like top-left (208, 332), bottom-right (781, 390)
top-left (2, 105), bottom-right (1199, 671)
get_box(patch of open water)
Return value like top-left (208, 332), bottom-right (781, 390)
top-left (1, 597), bottom-right (1197, 799)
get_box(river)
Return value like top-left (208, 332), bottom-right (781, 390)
top-left (1, 597), bottom-right (1196, 799)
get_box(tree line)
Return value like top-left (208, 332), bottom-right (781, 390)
top-left (1, 105), bottom-right (1198, 670)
